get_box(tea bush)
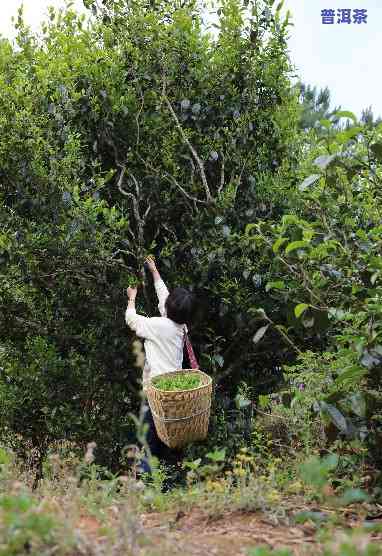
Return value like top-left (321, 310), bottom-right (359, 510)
top-left (243, 117), bottom-right (382, 473)
top-left (0, 0), bottom-right (299, 471)
top-left (1, 0), bottom-right (381, 484)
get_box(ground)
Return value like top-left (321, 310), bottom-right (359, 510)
top-left (76, 503), bottom-right (382, 556)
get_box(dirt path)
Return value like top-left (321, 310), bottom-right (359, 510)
top-left (141, 509), bottom-right (318, 556)
top-left (77, 505), bottom-right (382, 555)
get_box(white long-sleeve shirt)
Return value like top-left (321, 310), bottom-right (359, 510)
top-left (125, 279), bottom-right (186, 384)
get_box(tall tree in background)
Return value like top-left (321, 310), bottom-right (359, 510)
top-left (361, 105), bottom-right (382, 128)
top-left (298, 83), bottom-right (340, 130)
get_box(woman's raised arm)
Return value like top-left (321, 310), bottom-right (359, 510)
top-left (145, 257), bottom-right (169, 316)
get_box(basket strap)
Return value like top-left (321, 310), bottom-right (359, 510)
top-left (184, 329), bottom-right (199, 369)
top-left (150, 407), bottom-right (209, 423)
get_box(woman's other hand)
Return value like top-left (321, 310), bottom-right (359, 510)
top-left (127, 286), bottom-right (138, 300)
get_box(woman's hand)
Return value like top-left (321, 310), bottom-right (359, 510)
top-left (127, 286), bottom-right (138, 300)
top-left (145, 256), bottom-right (161, 282)
top-left (145, 256), bottom-right (157, 273)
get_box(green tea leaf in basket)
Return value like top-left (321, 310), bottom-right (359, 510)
top-left (152, 373), bottom-right (201, 391)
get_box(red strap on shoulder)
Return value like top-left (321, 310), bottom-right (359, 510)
top-left (185, 332), bottom-right (199, 369)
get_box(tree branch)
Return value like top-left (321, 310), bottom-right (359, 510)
top-left (116, 165), bottom-right (151, 311)
top-left (162, 93), bottom-right (213, 204)
top-left (135, 86), bottom-right (144, 148)
top-left (163, 173), bottom-right (208, 206)
top-left (218, 152), bottom-right (225, 194)
top-left (136, 152), bottom-right (202, 209)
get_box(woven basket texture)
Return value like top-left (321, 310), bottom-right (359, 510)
top-left (146, 369), bottom-right (212, 449)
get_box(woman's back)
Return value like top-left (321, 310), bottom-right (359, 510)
top-left (125, 271), bottom-right (194, 384)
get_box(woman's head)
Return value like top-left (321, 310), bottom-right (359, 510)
top-left (165, 287), bottom-right (197, 328)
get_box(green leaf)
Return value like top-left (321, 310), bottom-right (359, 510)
top-left (299, 454), bottom-right (338, 490)
top-left (245, 223), bottom-right (256, 236)
top-left (235, 394), bottom-right (252, 409)
top-left (295, 511), bottom-right (329, 524)
top-left (275, 0), bottom-right (284, 12)
top-left (251, 307), bottom-right (266, 317)
top-left (342, 126), bottom-right (362, 141)
top-left (183, 458), bottom-right (201, 470)
top-left (298, 174), bottom-right (320, 192)
top-left (319, 119), bottom-right (332, 129)
top-left (272, 237), bottom-right (288, 253)
top-left (282, 214), bottom-right (301, 227)
top-left (338, 488), bottom-right (369, 506)
top-left (314, 155), bottom-right (337, 170)
top-left (320, 402), bottom-right (349, 434)
top-left (0, 448), bottom-right (11, 465)
top-left (285, 240), bottom-right (310, 254)
top-left (333, 110), bottom-right (357, 123)
top-left (253, 324), bottom-right (269, 344)
top-left (370, 142), bottom-right (382, 161)
top-left (265, 280), bottom-right (285, 292)
top-left (206, 448), bottom-right (226, 462)
top-left (349, 393), bottom-right (367, 418)
top-left (328, 308), bottom-right (346, 321)
top-left (335, 366), bottom-right (366, 386)
top-left (294, 303), bottom-right (309, 318)
top-left (258, 394), bottom-right (269, 409)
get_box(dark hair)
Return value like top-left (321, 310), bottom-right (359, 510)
top-left (165, 287), bottom-right (197, 328)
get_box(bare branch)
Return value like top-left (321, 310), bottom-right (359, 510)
top-left (162, 222), bottom-right (178, 241)
top-left (13, 316), bottom-right (83, 342)
top-left (126, 227), bottom-right (136, 241)
top-left (135, 87), bottom-right (144, 148)
top-left (162, 93), bottom-right (213, 204)
top-left (136, 152), bottom-right (204, 209)
top-left (218, 152), bottom-right (225, 194)
top-left (111, 248), bottom-right (138, 259)
top-left (187, 155), bottom-right (195, 186)
top-left (163, 173), bottom-right (208, 206)
top-left (238, 155), bottom-right (249, 180)
top-left (143, 204), bottom-right (151, 219)
top-left (129, 171), bottom-right (141, 200)
top-left (116, 165), bottom-right (128, 195)
top-left (115, 164), bottom-right (152, 311)
top-left (105, 136), bottom-right (120, 166)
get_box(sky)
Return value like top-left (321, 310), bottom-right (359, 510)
top-left (283, 0), bottom-right (381, 118)
top-left (0, 0), bottom-right (380, 118)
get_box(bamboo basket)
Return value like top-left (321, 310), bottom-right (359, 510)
top-left (146, 369), bottom-right (212, 449)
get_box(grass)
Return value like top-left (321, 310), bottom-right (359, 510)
top-left (0, 443), bottom-right (380, 556)
top-left (152, 373), bottom-right (201, 391)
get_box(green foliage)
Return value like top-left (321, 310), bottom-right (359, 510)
top-left (0, 0), bottom-right (298, 471)
top-left (243, 117), bottom-right (382, 469)
top-left (299, 454), bottom-right (338, 494)
top-left (2, 0), bottom-right (379, 488)
top-left (298, 83), bottom-right (340, 132)
top-left (248, 542), bottom-right (382, 556)
top-left (0, 492), bottom-right (58, 555)
top-left (248, 549), bottom-right (293, 556)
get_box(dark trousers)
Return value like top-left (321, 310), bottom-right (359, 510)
top-left (142, 404), bottom-right (183, 466)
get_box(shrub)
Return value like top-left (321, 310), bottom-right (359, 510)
top-left (0, 0), bottom-right (298, 472)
